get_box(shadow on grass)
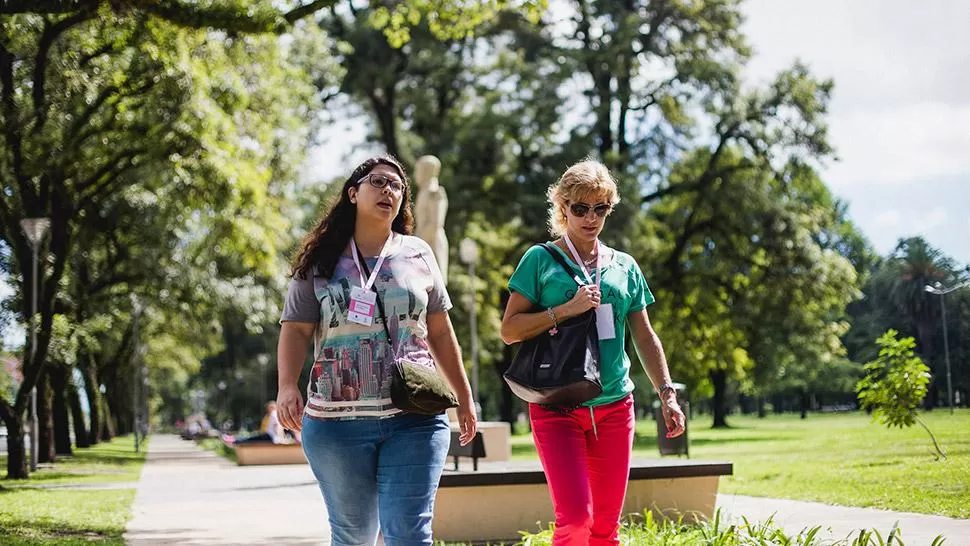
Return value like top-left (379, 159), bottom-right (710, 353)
top-left (0, 517), bottom-right (123, 545)
top-left (630, 433), bottom-right (791, 451)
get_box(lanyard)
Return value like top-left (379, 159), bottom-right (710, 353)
top-left (351, 233), bottom-right (393, 290)
top-left (563, 233), bottom-right (600, 287)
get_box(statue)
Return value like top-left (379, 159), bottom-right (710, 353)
top-left (414, 155), bottom-right (449, 284)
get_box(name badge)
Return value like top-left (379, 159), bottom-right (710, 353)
top-left (348, 286), bottom-right (377, 326)
top-left (595, 303), bottom-right (615, 340)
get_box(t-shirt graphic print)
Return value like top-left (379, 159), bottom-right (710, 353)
top-left (281, 235), bottom-right (451, 419)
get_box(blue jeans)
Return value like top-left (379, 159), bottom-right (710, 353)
top-left (301, 412), bottom-right (450, 546)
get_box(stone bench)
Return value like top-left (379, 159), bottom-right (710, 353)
top-left (446, 411), bottom-right (512, 463)
top-left (432, 458), bottom-right (732, 542)
top-left (233, 442), bottom-right (307, 466)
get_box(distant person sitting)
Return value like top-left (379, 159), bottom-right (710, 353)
top-left (234, 401), bottom-right (285, 445)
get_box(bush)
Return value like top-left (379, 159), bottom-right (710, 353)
top-left (856, 329), bottom-right (946, 460)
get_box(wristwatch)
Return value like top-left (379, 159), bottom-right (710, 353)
top-left (657, 382), bottom-right (677, 397)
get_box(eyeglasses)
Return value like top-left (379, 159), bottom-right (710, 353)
top-left (568, 202), bottom-right (612, 218)
top-left (359, 174), bottom-right (406, 193)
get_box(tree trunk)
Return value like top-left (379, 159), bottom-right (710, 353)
top-left (83, 363), bottom-right (102, 444)
top-left (107, 385), bottom-right (131, 436)
top-left (800, 390), bottom-right (809, 419)
top-left (68, 377), bottom-right (90, 449)
top-left (711, 369), bottom-right (729, 428)
top-left (51, 366), bottom-right (73, 456)
top-left (2, 412), bottom-right (29, 479)
top-left (757, 396), bottom-right (767, 418)
top-left (102, 394), bottom-right (117, 438)
top-left (38, 372), bottom-right (56, 463)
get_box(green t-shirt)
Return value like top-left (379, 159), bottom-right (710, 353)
top-left (507, 243), bottom-right (655, 407)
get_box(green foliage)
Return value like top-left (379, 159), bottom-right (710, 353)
top-left (371, 0), bottom-right (547, 47)
top-left (856, 330), bottom-right (930, 429)
top-left (856, 330), bottom-right (947, 460)
top-left (313, 0), bottom-right (876, 424)
top-left (0, 436), bottom-right (144, 544)
top-left (844, 237), bottom-right (964, 389)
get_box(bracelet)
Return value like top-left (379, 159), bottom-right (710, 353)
top-left (657, 382), bottom-right (676, 396)
top-left (545, 307), bottom-right (559, 335)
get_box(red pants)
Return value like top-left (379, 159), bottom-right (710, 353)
top-left (529, 394), bottom-right (634, 546)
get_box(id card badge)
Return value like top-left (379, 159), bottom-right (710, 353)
top-left (348, 286), bottom-right (377, 326)
top-left (595, 303), bottom-right (616, 340)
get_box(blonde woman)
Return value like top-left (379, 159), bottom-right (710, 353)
top-left (500, 160), bottom-right (685, 545)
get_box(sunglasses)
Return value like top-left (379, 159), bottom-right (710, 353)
top-left (568, 202), bottom-right (612, 218)
top-left (359, 174), bottom-right (406, 193)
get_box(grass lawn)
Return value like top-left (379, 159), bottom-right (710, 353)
top-left (1, 435), bottom-right (145, 485)
top-left (0, 435), bottom-right (147, 544)
top-left (510, 409), bottom-right (970, 519)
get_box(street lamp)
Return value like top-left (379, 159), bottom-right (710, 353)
top-left (21, 217), bottom-right (50, 473)
top-left (924, 280), bottom-right (970, 414)
top-left (459, 238), bottom-right (480, 411)
top-left (257, 353), bottom-right (270, 403)
top-left (217, 380), bottom-right (228, 425)
top-left (131, 295), bottom-right (143, 452)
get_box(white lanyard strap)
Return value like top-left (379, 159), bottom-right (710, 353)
top-left (563, 234), bottom-right (600, 287)
top-left (351, 233), bottom-right (392, 289)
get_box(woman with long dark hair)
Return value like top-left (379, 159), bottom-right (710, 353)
top-left (277, 155), bottom-right (477, 545)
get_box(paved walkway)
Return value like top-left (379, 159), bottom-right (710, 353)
top-left (126, 435), bottom-right (969, 545)
top-left (717, 494), bottom-right (970, 545)
top-left (125, 434), bottom-right (328, 545)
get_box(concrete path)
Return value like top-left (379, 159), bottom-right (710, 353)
top-left (125, 434), bottom-right (328, 545)
top-left (126, 435), bottom-right (968, 545)
top-left (717, 494), bottom-right (970, 545)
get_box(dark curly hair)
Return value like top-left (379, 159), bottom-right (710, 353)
top-left (291, 155), bottom-right (413, 279)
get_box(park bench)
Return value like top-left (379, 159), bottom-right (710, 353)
top-left (233, 441), bottom-right (307, 466)
top-left (447, 430), bottom-right (486, 470)
top-left (433, 458), bottom-right (732, 542)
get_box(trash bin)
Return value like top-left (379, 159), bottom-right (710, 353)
top-left (653, 382), bottom-right (689, 457)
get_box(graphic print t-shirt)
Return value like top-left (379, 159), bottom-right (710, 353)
top-left (281, 235), bottom-right (452, 420)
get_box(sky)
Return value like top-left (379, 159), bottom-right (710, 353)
top-left (741, 0), bottom-right (970, 265)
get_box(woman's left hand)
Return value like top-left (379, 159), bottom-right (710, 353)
top-left (661, 395), bottom-right (686, 438)
top-left (456, 400), bottom-right (478, 446)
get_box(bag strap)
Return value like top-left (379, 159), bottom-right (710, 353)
top-left (356, 243), bottom-right (395, 350)
top-left (539, 243), bottom-right (586, 287)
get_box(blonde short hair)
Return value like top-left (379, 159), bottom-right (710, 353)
top-left (546, 160), bottom-right (621, 237)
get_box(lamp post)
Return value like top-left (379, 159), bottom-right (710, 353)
top-left (131, 295), bottom-right (143, 452)
top-left (257, 354), bottom-right (270, 403)
top-left (924, 280), bottom-right (970, 414)
top-left (459, 238), bottom-right (480, 411)
top-left (217, 380), bottom-right (228, 427)
top-left (20, 217), bottom-right (50, 473)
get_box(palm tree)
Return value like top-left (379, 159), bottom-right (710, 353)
top-left (885, 237), bottom-right (956, 407)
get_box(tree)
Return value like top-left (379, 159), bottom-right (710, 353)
top-left (0, 0), bottom-right (546, 40)
top-left (1, 8), bottom-right (314, 477)
top-left (845, 237), bottom-right (961, 410)
top-left (316, 2), bottom-right (868, 426)
top-left (857, 329), bottom-right (946, 460)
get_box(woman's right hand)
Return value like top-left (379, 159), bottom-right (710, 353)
top-left (276, 384), bottom-right (304, 432)
top-left (564, 284), bottom-right (601, 317)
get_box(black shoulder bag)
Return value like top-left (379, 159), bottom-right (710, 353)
top-left (357, 247), bottom-right (458, 415)
top-left (503, 243), bottom-right (602, 407)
